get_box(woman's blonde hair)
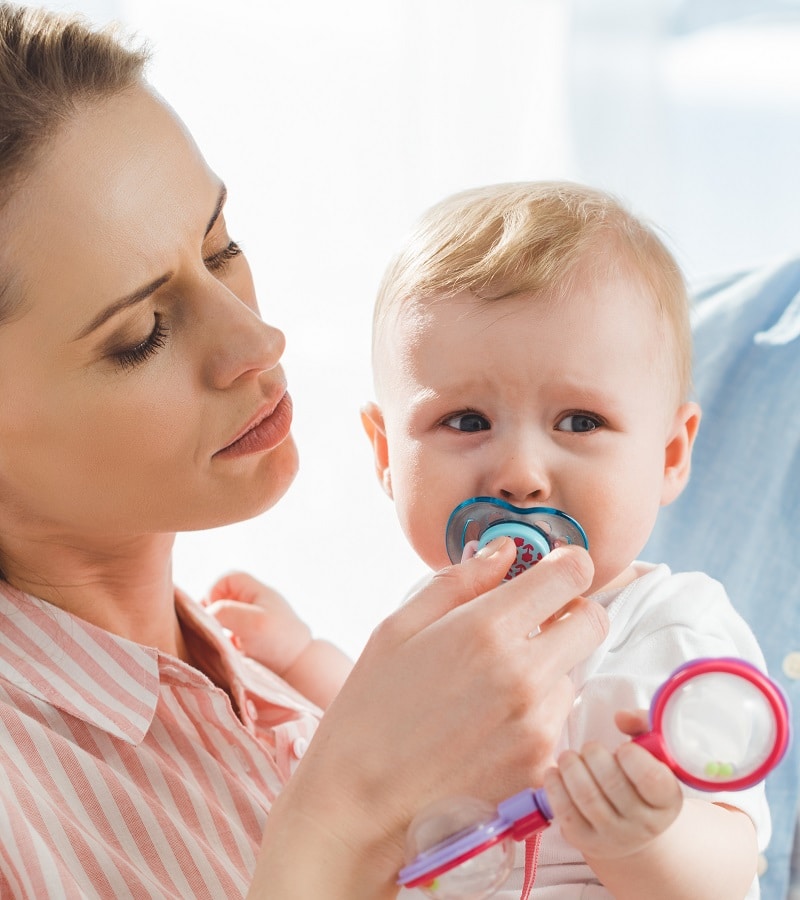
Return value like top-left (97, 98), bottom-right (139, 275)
top-left (373, 181), bottom-right (692, 400)
top-left (0, 2), bottom-right (149, 321)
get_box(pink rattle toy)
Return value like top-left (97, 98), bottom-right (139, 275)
top-left (398, 657), bottom-right (791, 898)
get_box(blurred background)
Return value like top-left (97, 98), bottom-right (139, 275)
top-left (40, 0), bottom-right (800, 656)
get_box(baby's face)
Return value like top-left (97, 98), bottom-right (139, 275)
top-left (366, 269), bottom-right (698, 595)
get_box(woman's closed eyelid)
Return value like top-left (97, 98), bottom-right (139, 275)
top-left (110, 314), bottom-right (169, 371)
top-left (203, 239), bottom-right (243, 273)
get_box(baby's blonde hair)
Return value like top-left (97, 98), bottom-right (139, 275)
top-left (373, 181), bottom-right (692, 400)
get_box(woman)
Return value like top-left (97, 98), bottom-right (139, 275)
top-left (0, 5), bottom-right (607, 898)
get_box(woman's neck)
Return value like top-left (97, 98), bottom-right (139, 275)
top-left (0, 532), bottom-right (186, 658)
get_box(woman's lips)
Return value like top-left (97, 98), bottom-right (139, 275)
top-left (215, 392), bottom-right (293, 459)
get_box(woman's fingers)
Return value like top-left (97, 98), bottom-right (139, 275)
top-left (526, 594), bottom-right (607, 684)
top-left (389, 536), bottom-right (518, 638)
top-left (322, 545), bottom-right (605, 806)
top-left (394, 543), bottom-right (601, 649)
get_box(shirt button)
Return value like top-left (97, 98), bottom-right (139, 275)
top-left (292, 737), bottom-right (308, 759)
top-left (245, 699), bottom-right (258, 720)
top-left (757, 854), bottom-right (768, 876)
top-left (782, 652), bottom-right (800, 680)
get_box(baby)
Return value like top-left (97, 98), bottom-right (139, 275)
top-left (357, 182), bottom-right (768, 899)
top-left (212, 182), bottom-right (769, 898)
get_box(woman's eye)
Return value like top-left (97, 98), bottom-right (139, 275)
top-left (442, 412), bottom-right (491, 433)
top-left (556, 413), bottom-right (603, 433)
top-left (112, 315), bottom-right (169, 371)
top-left (204, 239), bottom-right (243, 273)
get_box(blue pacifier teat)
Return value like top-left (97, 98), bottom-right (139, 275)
top-left (445, 497), bottom-right (588, 581)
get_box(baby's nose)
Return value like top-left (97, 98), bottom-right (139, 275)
top-left (494, 454), bottom-right (551, 504)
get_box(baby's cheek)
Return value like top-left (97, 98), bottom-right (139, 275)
top-left (403, 517), bottom-right (449, 571)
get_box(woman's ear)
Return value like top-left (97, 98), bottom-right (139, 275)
top-left (360, 402), bottom-right (393, 498)
top-left (661, 401), bottom-right (702, 506)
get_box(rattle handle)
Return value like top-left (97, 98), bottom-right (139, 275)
top-left (500, 787), bottom-right (553, 840)
top-left (633, 730), bottom-right (669, 764)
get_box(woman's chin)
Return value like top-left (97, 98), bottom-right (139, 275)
top-left (237, 435), bottom-right (300, 519)
top-left (183, 436), bottom-right (301, 532)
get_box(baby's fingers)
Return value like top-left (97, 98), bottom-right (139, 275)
top-left (616, 741), bottom-right (682, 810)
top-left (548, 744), bottom-right (638, 829)
top-left (208, 571), bottom-right (277, 606)
top-left (614, 708), bottom-right (649, 737)
top-left (205, 598), bottom-right (311, 672)
top-left (206, 599), bottom-right (272, 638)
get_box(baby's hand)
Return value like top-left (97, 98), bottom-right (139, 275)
top-left (543, 727), bottom-right (682, 861)
top-left (205, 571), bottom-right (312, 675)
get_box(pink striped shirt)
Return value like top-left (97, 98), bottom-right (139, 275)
top-left (0, 580), bottom-right (321, 898)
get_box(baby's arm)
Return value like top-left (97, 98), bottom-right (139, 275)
top-left (205, 572), bottom-right (353, 709)
top-left (543, 710), bottom-right (758, 900)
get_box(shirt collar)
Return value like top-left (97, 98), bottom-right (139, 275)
top-left (0, 581), bottom-right (239, 745)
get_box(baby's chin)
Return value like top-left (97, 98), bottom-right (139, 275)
top-left (419, 546), bottom-right (453, 572)
top-left (589, 563), bottom-right (639, 597)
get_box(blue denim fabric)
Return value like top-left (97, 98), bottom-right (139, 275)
top-left (645, 257), bottom-right (800, 899)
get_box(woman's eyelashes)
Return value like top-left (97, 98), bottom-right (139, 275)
top-left (204, 239), bottom-right (242, 273)
top-left (112, 315), bottom-right (169, 371)
top-left (108, 239), bottom-right (244, 371)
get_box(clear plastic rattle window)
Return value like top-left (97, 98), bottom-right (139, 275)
top-left (660, 671), bottom-right (777, 782)
top-left (404, 796), bottom-right (514, 900)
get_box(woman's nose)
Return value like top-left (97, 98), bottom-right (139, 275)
top-left (200, 283), bottom-right (286, 388)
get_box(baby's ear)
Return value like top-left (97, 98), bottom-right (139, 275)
top-left (360, 402), bottom-right (393, 498)
top-left (661, 401), bottom-right (701, 506)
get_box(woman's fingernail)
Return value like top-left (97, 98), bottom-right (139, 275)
top-left (460, 540), bottom-right (480, 562)
top-left (473, 536), bottom-right (507, 559)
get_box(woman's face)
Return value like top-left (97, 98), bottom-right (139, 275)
top-left (0, 84), bottom-right (298, 545)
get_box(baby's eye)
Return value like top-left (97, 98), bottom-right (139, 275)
top-left (556, 413), bottom-right (603, 433)
top-left (442, 412), bottom-right (491, 433)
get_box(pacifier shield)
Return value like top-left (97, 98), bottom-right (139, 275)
top-left (446, 497), bottom-right (588, 581)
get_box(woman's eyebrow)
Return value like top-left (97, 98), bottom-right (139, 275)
top-left (73, 273), bottom-right (171, 341)
top-left (205, 183), bottom-right (227, 237)
top-left (74, 183), bottom-right (228, 341)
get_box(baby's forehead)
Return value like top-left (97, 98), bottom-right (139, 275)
top-left (374, 281), bottom-right (682, 401)
top-left (380, 276), bottom-right (661, 339)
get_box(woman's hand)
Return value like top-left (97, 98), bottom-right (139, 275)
top-left (249, 540), bottom-right (608, 899)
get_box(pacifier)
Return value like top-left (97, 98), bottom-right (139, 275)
top-left (445, 497), bottom-right (588, 581)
